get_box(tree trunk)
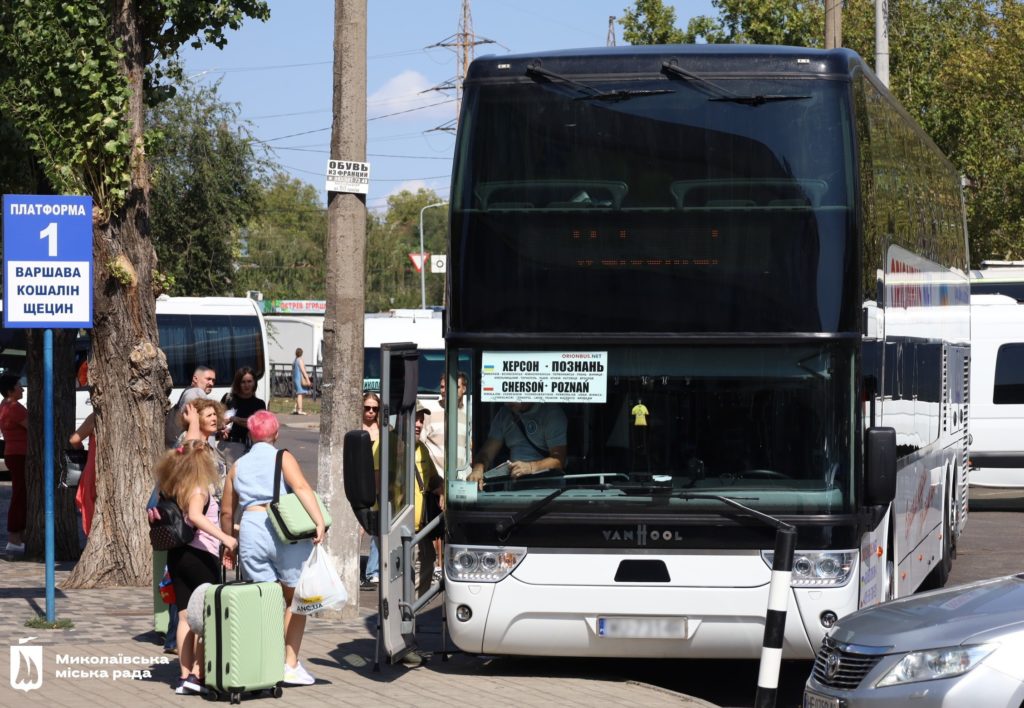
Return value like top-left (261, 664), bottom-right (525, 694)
top-left (64, 0), bottom-right (169, 589)
top-left (318, 0), bottom-right (367, 619)
top-left (23, 329), bottom-right (81, 561)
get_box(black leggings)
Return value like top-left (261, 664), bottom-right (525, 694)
top-left (168, 545), bottom-right (220, 609)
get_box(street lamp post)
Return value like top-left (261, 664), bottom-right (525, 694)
top-left (418, 201), bottom-right (447, 310)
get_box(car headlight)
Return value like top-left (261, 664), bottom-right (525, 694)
top-left (761, 550), bottom-right (855, 587)
top-left (446, 544), bottom-right (526, 582)
top-left (876, 644), bottom-right (997, 687)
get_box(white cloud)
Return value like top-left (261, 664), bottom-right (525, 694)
top-left (386, 180), bottom-right (428, 199)
top-left (367, 70), bottom-right (453, 121)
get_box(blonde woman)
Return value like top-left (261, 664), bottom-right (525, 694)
top-left (155, 441), bottom-right (238, 695)
top-left (180, 398), bottom-right (229, 485)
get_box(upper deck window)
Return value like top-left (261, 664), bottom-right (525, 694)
top-left (450, 75), bottom-right (859, 334)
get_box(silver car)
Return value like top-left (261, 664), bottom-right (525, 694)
top-left (804, 574), bottom-right (1024, 707)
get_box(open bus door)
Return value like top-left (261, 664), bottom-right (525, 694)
top-left (344, 341), bottom-right (444, 667)
top-left (377, 342), bottom-right (419, 664)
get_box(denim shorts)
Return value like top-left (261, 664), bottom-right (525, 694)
top-left (238, 510), bottom-right (311, 587)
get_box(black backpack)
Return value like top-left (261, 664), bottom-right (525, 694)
top-left (148, 494), bottom-right (195, 550)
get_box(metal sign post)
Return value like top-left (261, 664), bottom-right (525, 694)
top-left (3, 194), bottom-right (93, 622)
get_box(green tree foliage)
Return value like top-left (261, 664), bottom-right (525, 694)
top-left (683, 0), bottom-right (822, 45)
top-left (149, 82), bottom-right (268, 295)
top-left (620, 0), bottom-right (687, 44)
top-left (623, 0), bottom-right (1024, 263)
top-left (366, 188), bottom-right (448, 311)
top-left (235, 173), bottom-right (327, 300)
top-left (0, 1), bottom-right (268, 214)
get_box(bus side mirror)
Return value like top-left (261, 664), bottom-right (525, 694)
top-left (343, 430), bottom-right (378, 534)
top-left (864, 427), bottom-right (897, 506)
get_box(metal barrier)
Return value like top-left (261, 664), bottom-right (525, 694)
top-left (269, 363), bottom-right (322, 399)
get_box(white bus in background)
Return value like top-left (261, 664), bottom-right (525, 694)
top-left (2, 296), bottom-right (269, 433)
top-left (264, 315), bottom-right (324, 368)
top-left (75, 296), bottom-right (270, 422)
top-left (969, 293), bottom-right (1024, 487)
top-left (363, 309), bottom-right (446, 398)
top-left (970, 260), bottom-right (1024, 302)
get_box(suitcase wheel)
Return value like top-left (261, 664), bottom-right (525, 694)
top-left (273, 685), bottom-right (283, 698)
top-left (230, 692), bottom-right (241, 704)
top-left (203, 688), bottom-right (219, 702)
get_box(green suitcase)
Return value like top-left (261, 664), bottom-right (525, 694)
top-left (204, 579), bottom-right (285, 702)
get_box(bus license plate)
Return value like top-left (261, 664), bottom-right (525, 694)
top-left (803, 690), bottom-right (841, 708)
top-left (596, 616), bottom-right (687, 639)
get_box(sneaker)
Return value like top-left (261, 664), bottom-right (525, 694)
top-left (174, 675), bottom-right (201, 695)
top-left (4, 542), bottom-right (25, 554)
top-left (400, 651), bottom-right (424, 667)
top-left (283, 661), bottom-right (315, 686)
top-left (296, 411), bottom-right (308, 416)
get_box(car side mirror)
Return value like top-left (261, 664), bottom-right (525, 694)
top-left (343, 429), bottom-right (378, 534)
top-left (864, 427), bottom-right (897, 506)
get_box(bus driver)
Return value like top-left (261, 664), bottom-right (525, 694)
top-left (467, 402), bottom-right (567, 488)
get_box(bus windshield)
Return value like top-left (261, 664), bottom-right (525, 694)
top-left (450, 76), bottom-right (858, 334)
top-left (449, 342), bottom-right (855, 516)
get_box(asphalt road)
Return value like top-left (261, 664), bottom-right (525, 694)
top-left (278, 423), bottom-right (1024, 707)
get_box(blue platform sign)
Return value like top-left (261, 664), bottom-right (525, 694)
top-left (3, 194), bottom-right (93, 328)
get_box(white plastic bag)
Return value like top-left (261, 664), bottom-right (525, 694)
top-left (292, 545), bottom-right (348, 615)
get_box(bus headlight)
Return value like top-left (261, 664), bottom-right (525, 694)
top-left (446, 545), bottom-right (527, 582)
top-left (761, 550), bottom-right (855, 587)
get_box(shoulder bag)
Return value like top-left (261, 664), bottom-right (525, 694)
top-left (268, 448), bottom-right (332, 544)
top-left (61, 448), bottom-right (89, 488)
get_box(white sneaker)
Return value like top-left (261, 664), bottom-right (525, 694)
top-left (4, 542), bottom-right (25, 554)
top-left (283, 661), bottom-right (315, 686)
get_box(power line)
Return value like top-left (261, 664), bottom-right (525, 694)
top-left (258, 99), bottom-right (455, 143)
top-left (369, 98), bottom-right (455, 121)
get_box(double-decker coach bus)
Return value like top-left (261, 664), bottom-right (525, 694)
top-left (367, 45), bottom-right (971, 663)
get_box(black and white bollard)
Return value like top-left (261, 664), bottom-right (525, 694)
top-left (754, 526), bottom-right (797, 708)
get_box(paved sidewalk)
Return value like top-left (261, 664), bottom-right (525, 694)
top-left (0, 552), bottom-right (712, 707)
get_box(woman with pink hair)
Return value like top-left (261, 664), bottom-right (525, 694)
top-left (219, 410), bottom-right (326, 687)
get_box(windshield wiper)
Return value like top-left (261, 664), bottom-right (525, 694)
top-left (495, 483), bottom-right (612, 539)
top-left (661, 61), bottom-right (810, 107)
top-left (615, 486), bottom-right (793, 530)
top-left (526, 63), bottom-right (673, 103)
top-left (710, 94), bottom-right (811, 106)
top-left (660, 60), bottom-right (738, 100)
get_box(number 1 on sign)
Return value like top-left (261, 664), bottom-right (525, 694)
top-left (40, 222), bottom-right (58, 257)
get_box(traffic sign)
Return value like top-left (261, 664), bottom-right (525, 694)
top-left (3, 194), bottom-right (93, 328)
top-left (431, 255), bottom-right (447, 273)
top-left (409, 251), bottom-right (428, 273)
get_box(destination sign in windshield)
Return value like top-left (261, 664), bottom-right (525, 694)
top-left (480, 351), bottom-right (608, 403)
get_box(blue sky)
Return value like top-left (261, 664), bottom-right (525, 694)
top-left (182, 1), bottom-right (715, 211)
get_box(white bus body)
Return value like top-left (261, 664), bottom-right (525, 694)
top-left (363, 309), bottom-right (444, 397)
top-left (76, 296), bottom-right (270, 422)
top-left (969, 293), bottom-right (1024, 487)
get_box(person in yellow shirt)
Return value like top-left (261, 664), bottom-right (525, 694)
top-left (413, 407), bottom-right (443, 596)
top-left (371, 407), bottom-right (444, 596)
